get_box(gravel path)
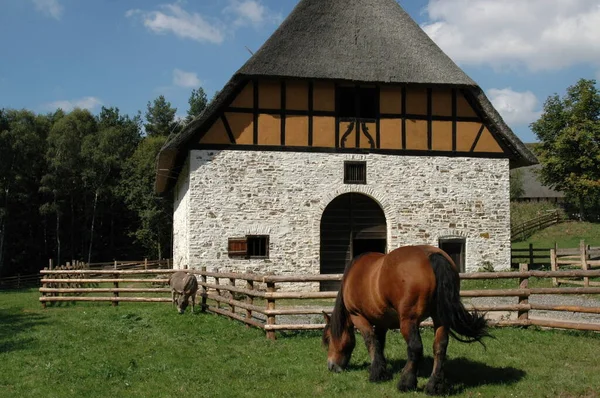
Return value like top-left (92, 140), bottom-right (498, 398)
top-left (466, 294), bottom-right (600, 323)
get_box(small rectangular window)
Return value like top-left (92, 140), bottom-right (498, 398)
top-left (344, 161), bottom-right (367, 184)
top-left (228, 236), bottom-right (269, 258)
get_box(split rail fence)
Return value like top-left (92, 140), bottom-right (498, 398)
top-left (550, 240), bottom-right (600, 287)
top-left (39, 265), bottom-right (600, 339)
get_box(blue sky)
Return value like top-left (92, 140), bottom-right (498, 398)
top-left (1, 0), bottom-right (600, 143)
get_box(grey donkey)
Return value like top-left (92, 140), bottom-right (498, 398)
top-left (168, 271), bottom-right (199, 314)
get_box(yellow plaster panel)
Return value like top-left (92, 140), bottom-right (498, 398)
top-left (226, 113), bottom-right (254, 145)
top-left (456, 122), bottom-right (482, 152)
top-left (405, 119), bottom-right (428, 150)
top-left (380, 86), bottom-right (402, 114)
top-left (457, 91), bottom-right (478, 118)
top-left (286, 81), bottom-right (308, 111)
top-left (432, 121), bottom-right (453, 151)
top-left (230, 81), bottom-right (254, 108)
top-left (313, 81), bottom-right (335, 112)
top-left (474, 128), bottom-right (503, 153)
top-left (258, 114), bottom-right (281, 146)
top-left (406, 87), bottom-right (428, 115)
top-left (432, 89), bottom-right (452, 117)
top-left (313, 116), bottom-right (335, 147)
top-left (285, 116), bottom-right (308, 146)
top-left (259, 80), bottom-right (281, 109)
top-left (199, 118), bottom-right (231, 145)
top-left (380, 119), bottom-right (402, 149)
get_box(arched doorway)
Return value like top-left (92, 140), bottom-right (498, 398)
top-left (320, 193), bottom-right (387, 291)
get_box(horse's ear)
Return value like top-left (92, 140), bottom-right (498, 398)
top-left (323, 311), bottom-right (331, 324)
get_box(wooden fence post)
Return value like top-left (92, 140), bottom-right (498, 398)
top-left (144, 258), bottom-right (148, 270)
top-left (41, 268), bottom-right (47, 309)
top-left (113, 273), bottom-right (119, 307)
top-left (580, 240), bottom-right (589, 288)
top-left (200, 266), bottom-right (207, 312)
top-left (528, 243), bottom-right (534, 269)
top-left (550, 248), bottom-right (559, 287)
top-left (518, 263), bottom-right (529, 321)
top-left (266, 282), bottom-right (276, 340)
top-left (214, 269), bottom-right (220, 310)
top-left (229, 277), bottom-right (236, 314)
top-left (246, 279), bottom-right (254, 328)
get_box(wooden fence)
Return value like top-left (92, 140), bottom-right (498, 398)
top-left (511, 210), bottom-right (561, 241)
top-left (511, 244), bottom-right (552, 269)
top-left (0, 273), bottom-right (42, 289)
top-left (551, 240), bottom-right (600, 287)
top-left (39, 265), bottom-right (600, 339)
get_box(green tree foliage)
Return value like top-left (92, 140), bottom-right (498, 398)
top-left (120, 136), bottom-right (172, 259)
top-left (144, 95), bottom-right (178, 137)
top-left (186, 87), bottom-right (208, 123)
top-left (0, 110), bottom-right (50, 275)
top-left (530, 78), bottom-right (600, 220)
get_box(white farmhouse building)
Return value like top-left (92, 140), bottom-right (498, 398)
top-left (155, 0), bottom-right (537, 289)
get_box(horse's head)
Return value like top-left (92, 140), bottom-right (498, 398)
top-left (176, 295), bottom-right (189, 314)
top-left (322, 312), bottom-right (355, 373)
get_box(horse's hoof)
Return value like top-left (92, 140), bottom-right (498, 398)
top-left (369, 368), bottom-right (391, 382)
top-left (398, 374), bottom-right (417, 392)
top-left (424, 379), bottom-right (446, 396)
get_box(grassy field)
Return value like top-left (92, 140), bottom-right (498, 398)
top-left (512, 221), bottom-right (600, 250)
top-left (1, 289), bottom-right (600, 398)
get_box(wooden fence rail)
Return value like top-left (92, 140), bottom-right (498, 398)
top-left (38, 265), bottom-right (600, 339)
top-left (511, 210), bottom-right (561, 241)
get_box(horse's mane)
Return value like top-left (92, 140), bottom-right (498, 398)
top-left (323, 253), bottom-right (369, 345)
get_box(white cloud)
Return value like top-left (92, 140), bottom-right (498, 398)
top-left (32, 0), bottom-right (63, 20)
top-left (224, 0), bottom-right (281, 27)
top-left (126, 4), bottom-right (225, 44)
top-left (488, 88), bottom-right (541, 126)
top-left (422, 0), bottom-right (600, 71)
top-left (173, 69), bottom-right (201, 88)
top-left (44, 97), bottom-right (103, 112)
top-left (126, 2), bottom-right (279, 43)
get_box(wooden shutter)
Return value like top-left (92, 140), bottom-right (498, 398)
top-left (228, 238), bottom-right (248, 257)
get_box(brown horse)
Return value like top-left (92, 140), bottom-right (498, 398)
top-left (322, 245), bottom-right (489, 395)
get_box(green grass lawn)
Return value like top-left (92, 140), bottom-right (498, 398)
top-left (512, 221), bottom-right (600, 250)
top-left (2, 289), bottom-right (600, 398)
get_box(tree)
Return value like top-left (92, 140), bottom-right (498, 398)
top-left (0, 109), bottom-right (49, 275)
top-left (81, 107), bottom-right (141, 262)
top-left (530, 78), bottom-right (600, 220)
top-left (186, 87), bottom-right (208, 123)
top-left (119, 136), bottom-right (172, 259)
top-left (144, 95), bottom-right (178, 137)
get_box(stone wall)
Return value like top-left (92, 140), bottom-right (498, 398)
top-left (173, 159), bottom-right (190, 269)
top-left (173, 149), bottom-right (510, 279)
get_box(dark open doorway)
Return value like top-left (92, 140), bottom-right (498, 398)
top-left (320, 193), bottom-right (386, 291)
top-left (439, 238), bottom-right (466, 273)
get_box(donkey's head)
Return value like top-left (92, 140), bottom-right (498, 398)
top-left (176, 295), bottom-right (190, 314)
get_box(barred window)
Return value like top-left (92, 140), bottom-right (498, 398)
top-left (344, 161), bottom-right (367, 184)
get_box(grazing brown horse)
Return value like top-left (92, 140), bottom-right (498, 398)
top-left (322, 245), bottom-right (489, 395)
top-left (169, 271), bottom-right (198, 314)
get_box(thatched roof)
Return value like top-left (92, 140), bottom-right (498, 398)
top-left (156, 0), bottom-right (537, 194)
top-left (514, 165), bottom-right (564, 200)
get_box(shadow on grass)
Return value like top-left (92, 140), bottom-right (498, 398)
top-left (0, 307), bottom-right (46, 354)
top-left (347, 356), bottom-right (525, 395)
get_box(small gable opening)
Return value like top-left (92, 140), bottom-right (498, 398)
top-left (337, 86), bottom-right (379, 120)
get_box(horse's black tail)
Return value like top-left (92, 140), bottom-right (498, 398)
top-left (430, 253), bottom-right (491, 345)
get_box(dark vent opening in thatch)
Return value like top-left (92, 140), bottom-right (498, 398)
top-left (344, 161), bottom-right (367, 184)
top-left (338, 87), bottom-right (379, 120)
top-left (247, 235), bottom-right (269, 258)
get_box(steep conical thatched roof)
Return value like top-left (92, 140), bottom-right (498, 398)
top-left (156, 0), bottom-right (537, 194)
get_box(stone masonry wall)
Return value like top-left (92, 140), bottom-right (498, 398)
top-left (173, 150), bottom-right (511, 282)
